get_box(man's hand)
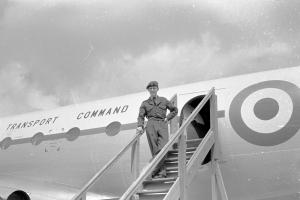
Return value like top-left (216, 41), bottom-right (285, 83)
top-left (136, 126), bottom-right (144, 134)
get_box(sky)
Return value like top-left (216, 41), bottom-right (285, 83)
top-left (0, 0), bottom-right (300, 117)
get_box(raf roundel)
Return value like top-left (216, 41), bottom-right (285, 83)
top-left (229, 80), bottom-right (300, 146)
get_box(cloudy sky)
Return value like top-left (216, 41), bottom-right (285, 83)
top-left (0, 0), bottom-right (300, 117)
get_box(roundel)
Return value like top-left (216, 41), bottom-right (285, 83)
top-left (229, 80), bottom-right (300, 146)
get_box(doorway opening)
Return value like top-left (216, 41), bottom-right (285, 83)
top-left (179, 95), bottom-right (211, 164)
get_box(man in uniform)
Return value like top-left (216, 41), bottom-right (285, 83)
top-left (137, 81), bottom-right (178, 178)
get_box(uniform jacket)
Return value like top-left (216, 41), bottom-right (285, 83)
top-left (137, 96), bottom-right (178, 127)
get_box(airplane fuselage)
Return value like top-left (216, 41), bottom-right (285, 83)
top-left (0, 66), bottom-right (299, 200)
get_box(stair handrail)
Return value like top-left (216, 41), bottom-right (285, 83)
top-left (120, 87), bottom-right (215, 200)
top-left (71, 131), bottom-right (143, 200)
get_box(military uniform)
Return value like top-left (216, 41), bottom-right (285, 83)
top-left (138, 91), bottom-right (178, 177)
top-left (138, 96), bottom-right (178, 155)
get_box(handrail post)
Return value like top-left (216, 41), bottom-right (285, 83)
top-left (211, 161), bottom-right (217, 200)
top-left (131, 135), bottom-right (140, 180)
top-left (210, 88), bottom-right (220, 200)
top-left (131, 133), bottom-right (141, 200)
top-left (178, 127), bottom-right (187, 200)
top-left (79, 192), bottom-right (86, 200)
top-left (210, 89), bottom-right (217, 165)
top-left (210, 89), bottom-right (216, 137)
top-left (215, 162), bottom-right (229, 200)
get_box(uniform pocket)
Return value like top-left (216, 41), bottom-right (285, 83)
top-left (158, 104), bottom-right (166, 110)
top-left (145, 104), bottom-right (154, 112)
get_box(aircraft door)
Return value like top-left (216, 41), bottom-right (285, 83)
top-left (180, 95), bottom-right (211, 140)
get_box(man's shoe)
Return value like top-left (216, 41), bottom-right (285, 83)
top-left (152, 173), bottom-right (165, 179)
top-left (151, 171), bottom-right (159, 178)
top-left (151, 167), bottom-right (161, 178)
top-left (158, 171), bottom-right (167, 178)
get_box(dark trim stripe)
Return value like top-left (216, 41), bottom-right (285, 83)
top-left (1, 122), bottom-right (138, 149)
top-left (217, 110), bottom-right (225, 118)
top-left (2, 111), bottom-right (224, 149)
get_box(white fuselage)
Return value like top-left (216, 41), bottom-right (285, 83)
top-left (0, 66), bottom-right (299, 200)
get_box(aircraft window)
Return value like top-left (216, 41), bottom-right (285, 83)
top-left (31, 132), bottom-right (44, 146)
top-left (65, 127), bottom-right (80, 141)
top-left (105, 121), bottom-right (121, 136)
top-left (0, 137), bottom-right (12, 150)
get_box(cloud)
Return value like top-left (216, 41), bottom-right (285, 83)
top-left (71, 33), bottom-right (293, 103)
top-left (0, 0), bottom-right (8, 19)
top-left (0, 63), bottom-right (59, 117)
top-left (0, 0), bottom-right (230, 97)
top-left (27, 89), bottom-right (59, 110)
top-left (200, 0), bottom-right (273, 24)
top-left (0, 0), bottom-right (299, 117)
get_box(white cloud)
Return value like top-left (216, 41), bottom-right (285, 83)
top-left (5, 0), bottom-right (274, 25)
top-left (0, 31), bottom-right (292, 117)
top-left (211, 41), bottom-right (292, 73)
top-left (196, 0), bottom-right (273, 24)
top-left (71, 33), bottom-right (292, 103)
top-left (0, 0), bottom-right (297, 117)
top-left (0, 63), bottom-right (59, 117)
top-left (27, 89), bottom-right (59, 110)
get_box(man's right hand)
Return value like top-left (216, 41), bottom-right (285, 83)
top-left (136, 126), bottom-right (144, 134)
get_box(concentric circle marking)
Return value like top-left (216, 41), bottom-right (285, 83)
top-left (254, 98), bottom-right (279, 120)
top-left (241, 88), bottom-right (293, 134)
top-left (229, 80), bottom-right (300, 146)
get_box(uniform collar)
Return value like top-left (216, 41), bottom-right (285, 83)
top-left (148, 95), bottom-right (162, 105)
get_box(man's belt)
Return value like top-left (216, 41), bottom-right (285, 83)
top-left (148, 117), bottom-right (165, 121)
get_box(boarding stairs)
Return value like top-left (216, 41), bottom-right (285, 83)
top-left (135, 138), bottom-right (202, 200)
top-left (71, 87), bottom-right (228, 200)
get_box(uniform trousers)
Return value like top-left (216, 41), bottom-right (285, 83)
top-left (145, 119), bottom-right (169, 175)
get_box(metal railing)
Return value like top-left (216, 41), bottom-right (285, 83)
top-left (71, 131), bottom-right (142, 200)
top-left (120, 87), bottom-right (216, 200)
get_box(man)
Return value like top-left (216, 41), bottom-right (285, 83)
top-left (137, 81), bottom-right (178, 178)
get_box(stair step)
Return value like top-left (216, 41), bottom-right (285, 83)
top-left (173, 138), bottom-right (202, 149)
top-left (165, 161), bottom-right (178, 168)
top-left (165, 160), bottom-right (188, 168)
top-left (168, 147), bottom-right (197, 153)
top-left (167, 152), bottom-right (193, 160)
top-left (166, 166), bottom-right (178, 171)
top-left (143, 181), bottom-right (173, 191)
top-left (138, 188), bottom-right (169, 195)
top-left (165, 156), bottom-right (191, 163)
top-left (168, 151), bottom-right (194, 156)
top-left (138, 193), bottom-right (166, 200)
top-left (166, 170), bottom-right (178, 178)
top-left (167, 169), bottom-right (178, 174)
top-left (143, 177), bottom-right (177, 184)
